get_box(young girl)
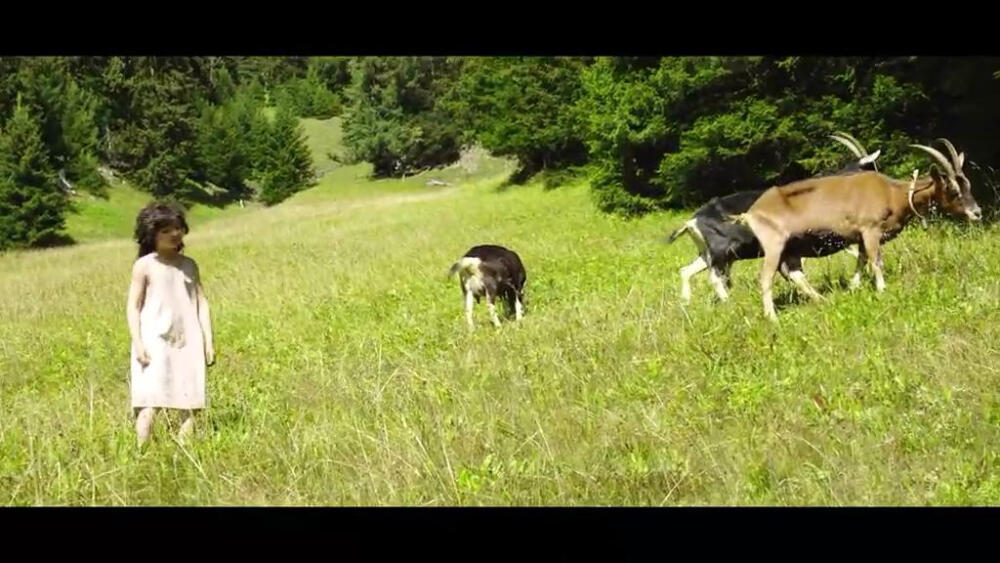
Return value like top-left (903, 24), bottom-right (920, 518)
top-left (126, 203), bottom-right (215, 446)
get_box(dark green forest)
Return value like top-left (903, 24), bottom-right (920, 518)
top-left (2, 56), bottom-right (999, 250)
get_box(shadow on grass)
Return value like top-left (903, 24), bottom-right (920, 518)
top-left (34, 232), bottom-right (77, 249)
top-left (495, 165), bottom-right (591, 194)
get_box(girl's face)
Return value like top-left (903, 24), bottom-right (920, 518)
top-left (154, 221), bottom-right (184, 254)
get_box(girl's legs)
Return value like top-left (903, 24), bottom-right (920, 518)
top-left (178, 409), bottom-right (196, 442)
top-left (135, 407), bottom-right (156, 446)
top-left (136, 407), bottom-right (198, 445)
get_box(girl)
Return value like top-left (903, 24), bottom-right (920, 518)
top-left (126, 203), bottom-right (215, 446)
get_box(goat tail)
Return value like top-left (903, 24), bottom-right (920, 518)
top-left (447, 256), bottom-right (481, 278)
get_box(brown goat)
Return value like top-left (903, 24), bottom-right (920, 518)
top-left (734, 139), bottom-right (982, 321)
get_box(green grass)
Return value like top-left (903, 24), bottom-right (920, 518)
top-left (65, 178), bottom-right (260, 244)
top-left (65, 114), bottom-right (353, 245)
top-left (300, 116), bottom-right (345, 179)
top-left (3, 123), bottom-right (999, 505)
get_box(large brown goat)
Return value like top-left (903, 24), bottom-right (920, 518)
top-left (734, 139), bottom-right (982, 321)
top-left (669, 132), bottom-right (878, 303)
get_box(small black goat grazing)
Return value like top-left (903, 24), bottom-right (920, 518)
top-left (667, 132), bottom-right (880, 303)
top-left (448, 244), bottom-right (526, 329)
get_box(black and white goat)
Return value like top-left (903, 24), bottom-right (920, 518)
top-left (667, 132), bottom-right (880, 302)
top-left (448, 244), bottom-right (527, 329)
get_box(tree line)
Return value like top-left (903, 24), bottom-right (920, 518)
top-left (3, 56), bottom-right (999, 250)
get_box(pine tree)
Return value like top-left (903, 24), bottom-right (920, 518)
top-left (256, 105), bottom-right (313, 205)
top-left (98, 57), bottom-right (212, 199)
top-left (341, 57), bottom-right (462, 177)
top-left (0, 95), bottom-right (66, 249)
top-left (210, 65), bottom-right (237, 104)
top-left (194, 89), bottom-right (263, 199)
top-left (445, 57), bottom-right (590, 180)
top-left (10, 57), bottom-right (105, 194)
top-left (58, 79), bottom-right (104, 193)
top-left (275, 63), bottom-right (341, 119)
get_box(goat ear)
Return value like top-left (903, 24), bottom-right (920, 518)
top-left (957, 152), bottom-right (966, 170)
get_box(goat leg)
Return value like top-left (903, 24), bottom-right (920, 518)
top-left (860, 230), bottom-right (887, 292)
top-left (486, 293), bottom-right (502, 328)
top-left (783, 255), bottom-right (825, 302)
top-left (709, 267), bottom-right (730, 301)
top-left (787, 269), bottom-right (826, 302)
top-left (679, 255), bottom-right (709, 303)
top-left (465, 290), bottom-right (476, 330)
top-left (849, 246), bottom-right (867, 290)
top-left (760, 250), bottom-right (783, 322)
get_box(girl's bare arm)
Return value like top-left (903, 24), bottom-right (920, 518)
top-left (126, 259), bottom-right (149, 365)
top-left (192, 260), bottom-right (215, 365)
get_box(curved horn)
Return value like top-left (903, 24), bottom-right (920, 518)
top-left (833, 131), bottom-right (869, 155)
top-left (935, 138), bottom-right (965, 173)
top-left (830, 134), bottom-right (865, 158)
top-left (859, 149), bottom-right (881, 166)
top-left (910, 144), bottom-right (957, 179)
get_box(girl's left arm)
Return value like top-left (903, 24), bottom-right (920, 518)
top-left (193, 260), bottom-right (215, 366)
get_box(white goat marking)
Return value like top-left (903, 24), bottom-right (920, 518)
top-left (708, 268), bottom-right (729, 301)
top-left (464, 273), bottom-right (485, 296)
top-left (787, 269), bottom-right (825, 302)
top-left (487, 301), bottom-right (501, 327)
top-left (465, 290), bottom-right (475, 330)
top-left (680, 256), bottom-right (709, 303)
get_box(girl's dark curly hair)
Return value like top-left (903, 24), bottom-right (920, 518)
top-left (134, 202), bottom-right (190, 259)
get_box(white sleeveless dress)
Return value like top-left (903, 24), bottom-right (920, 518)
top-left (130, 254), bottom-right (206, 410)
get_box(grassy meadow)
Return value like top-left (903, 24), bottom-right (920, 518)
top-left (1, 117), bottom-right (999, 505)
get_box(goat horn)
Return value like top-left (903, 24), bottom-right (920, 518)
top-left (830, 134), bottom-right (864, 158)
top-left (910, 144), bottom-right (957, 179)
top-left (935, 138), bottom-right (964, 172)
top-left (859, 149), bottom-right (881, 168)
top-left (833, 131), bottom-right (869, 155)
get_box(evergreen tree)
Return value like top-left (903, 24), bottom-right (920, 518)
top-left (445, 57), bottom-right (591, 180)
top-left (342, 57), bottom-right (462, 177)
top-left (57, 79), bottom-right (104, 192)
top-left (579, 57), bottom-right (937, 214)
top-left (256, 105), bottom-right (313, 205)
top-left (101, 57), bottom-right (211, 198)
top-left (11, 57), bottom-right (105, 194)
top-left (210, 65), bottom-right (238, 104)
top-left (0, 96), bottom-right (67, 249)
top-left (274, 63), bottom-right (341, 119)
top-left (194, 84), bottom-right (271, 200)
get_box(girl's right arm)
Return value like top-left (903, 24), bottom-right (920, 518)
top-left (127, 259), bottom-right (150, 366)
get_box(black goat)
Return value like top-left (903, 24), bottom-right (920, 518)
top-left (667, 133), bottom-right (880, 302)
top-left (448, 244), bottom-right (527, 329)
